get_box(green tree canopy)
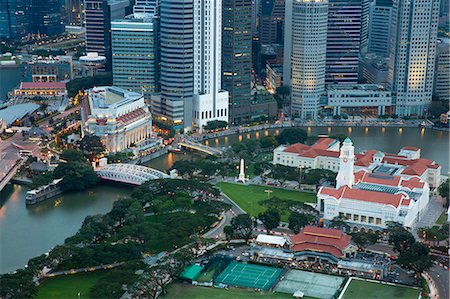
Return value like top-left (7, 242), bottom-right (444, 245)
top-left (352, 232), bottom-right (379, 249)
top-left (258, 209), bottom-right (280, 232)
top-left (387, 223), bottom-right (415, 252)
top-left (438, 178), bottom-right (449, 208)
top-left (397, 242), bottom-right (434, 274)
top-left (276, 128), bottom-right (308, 145)
top-left (230, 214), bottom-right (254, 241)
top-left (288, 212), bottom-right (312, 233)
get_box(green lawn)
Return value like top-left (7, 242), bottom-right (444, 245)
top-left (36, 271), bottom-right (108, 299)
top-left (164, 284), bottom-right (294, 299)
top-left (342, 279), bottom-right (420, 299)
top-left (219, 182), bottom-right (316, 220)
top-left (436, 212), bottom-right (447, 225)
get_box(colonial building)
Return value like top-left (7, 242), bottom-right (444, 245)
top-left (273, 138), bottom-right (441, 188)
top-left (14, 82), bottom-right (67, 99)
top-left (83, 86), bottom-right (152, 153)
top-left (317, 138), bottom-right (431, 230)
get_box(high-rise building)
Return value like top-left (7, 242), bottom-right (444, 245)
top-left (434, 38), bottom-right (450, 102)
top-left (153, 0), bottom-right (194, 128)
top-left (134, 0), bottom-right (158, 14)
top-left (222, 0), bottom-right (253, 124)
top-left (326, 0), bottom-right (362, 85)
top-left (84, 0), bottom-right (129, 71)
top-left (388, 0), bottom-right (440, 116)
top-left (284, 0), bottom-right (328, 119)
top-left (66, 0), bottom-right (84, 26)
top-left (360, 0), bottom-right (370, 54)
top-left (111, 14), bottom-right (158, 99)
top-left (29, 0), bottom-right (65, 37)
top-left (259, 0), bottom-right (285, 45)
top-left (368, 0), bottom-right (393, 57)
top-left (192, 0), bottom-right (229, 130)
top-left (0, 0), bottom-right (30, 40)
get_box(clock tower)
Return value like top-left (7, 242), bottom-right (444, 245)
top-left (336, 137), bottom-right (355, 188)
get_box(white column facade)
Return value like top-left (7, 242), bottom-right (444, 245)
top-left (193, 0), bottom-right (229, 131)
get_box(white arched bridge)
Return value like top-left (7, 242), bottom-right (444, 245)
top-left (95, 163), bottom-right (169, 185)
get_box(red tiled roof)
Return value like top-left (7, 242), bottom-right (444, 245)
top-left (354, 170), bottom-right (401, 187)
top-left (401, 198), bottom-right (411, 206)
top-left (20, 82), bottom-right (66, 89)
top-left (402, 146), bottom-right (419, 151)
top-left (401, 177), bottom-right (425, 190)
top-left (319, 186), bottom-right (406, 208)
top-left (290, 226), bottom-right (351, 258)
top-left (354, 150), bottom-right (377, 167)
top-left (282, 138), bottom-right (339, 159)
top-left (116, 108), bottom-right (146, 124)
top-left (311, 138), bottom-right (337, 150)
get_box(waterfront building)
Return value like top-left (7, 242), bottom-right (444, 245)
top-left (14, 82), bottom-right (67, 99)
top-left (29, 0), bottom-right (65, 37)
top-left (0, 0), bottom-right (30, 40)
top-left (152, 0), bottom-right (194, 128)
top-left (23, 56), bottom-right (73, 82)
top-left (84, 0), bottom-right (130, 71)
top-left (259, 0), bottom-right (285, 45)
top-left (327, 84), bottom-right (391, 116)
top-left (434, 38), bottom-right (450, 102)
top-left (222, 0), bottom-right (253, 124)
top-left (83, 86), bottom-right (152, 153)
top-left (326, 0), bottom-right (362, 85)
top-left (317, 138), bottom-right (431, 229)
top-left (192, 0), bottom-right (229, 131)
top-left (388, 0), bottom-right (440, 116)
top-left (273, 137), bottom-right (442, 188)
top-left (284, 0), bottom-right (328, 119)
top-left (368, 0), bottom-right (393, 57)
top-left (111, 14), bottom-right (158, 99)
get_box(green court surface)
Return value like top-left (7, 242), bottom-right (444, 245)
top-left (342, 279), bottom-right (421, 299)
top-left (214, 262), bottom-right (283, 291)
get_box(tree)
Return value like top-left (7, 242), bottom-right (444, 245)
top-left (275, 85), bottom-right (290, 106)
top-left (259, 136), bottom-right (278, 148)
top-left (80, 135), bottom-right (105, 159)
top-left (303, 169), bottom-right (337, 187)
top-left (438, 179), bottom-right (449, 208)
top-left (288, 212), bottom-right (310, 233)
top-left (328, 217), bottom-right (350, 233)
top-left (275, 128), bottom-right (308, 145)
top-left (0, 269), bottom-right (38, 299)
top-left (258, 209), bottom-right (280, 233)
top-left (59, 148), bottom-right (84, 162)
top-left (53, 160), bottom-right (99, 191)
top-left (352, 232), bottom-right (379, 250)
top-left (230, 214), bottom-right (253, 241)
top-left (397, 242), bottom-right (434, 274)
top-left (66, 73), bottom-right (113, 98)
top-left (387, 223), bottom-right (415, 252)
top-left (224, 225), bottom-right (234, 243)
top-left (204, 120), bottom-right (228, 131)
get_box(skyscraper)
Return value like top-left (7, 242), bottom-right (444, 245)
top-left (29, 0), bottom-right (65, 37)
top-left (222, 0), bottom-right (253, 124)
top-left (192, 0), bottom-right (229, 130)
top-left (368, 0), bottom-right (393, 57)
top-left (388, 0), bottom-right (440, 116)
top-left (134, 0), bottom-right (158, 14)
top-left (359, 0), bottom-right (370, 54)
top-left (84, 0), bottom-right (129, 71)
top-left (259, 0), bottom-right (285, 45)
top-left (326, 0), bottom-right (362, 85)
top-left (0, 0), bottom-right (30, 40)
top-left (111, 14), bottom-right (158, 98)
top-left (66, 0), bottom-right (84, 26)
top-left (154, 0), bottom-right (194, 128)
top-left (434, 39), bottom-right (450, 103)
top-left (284, 0), bottom-right (328, 119)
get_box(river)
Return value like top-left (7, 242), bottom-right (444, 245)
top-left (0, 126), bottom-right (448, 273)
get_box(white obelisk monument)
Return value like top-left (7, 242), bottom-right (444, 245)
top-left (237, 158), bottom-right (246, 183)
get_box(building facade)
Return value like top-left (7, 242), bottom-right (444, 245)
top-left (388, 0), bottom-right (440, 116)
top-left (85, 0), bottom-right (129, 71)
top-left (111, 14), bottom-right (158, 99)
top-left (29, 0), bottom-right (65, 37)
top-left (259, 0), bottom-right (285, 45)
top-left (317, 138), bottom-right (431, 230)
top-left (192, 0), bottom-right (229, 130)
top-left (368, 0), bottom-right (393, 57)
top-left (84, 86), bottom-right (152, 153)
top-left (327, 84), bottom-right (391, 116)
top-left (434, 38), bottom-right (450, 102)
top-left (222, 0), bottom-right (253, 124)
top-left (284, 0), bottom-right (328, 119)
top-left (152, 0), bottom-right (194, 128)
top-left (0, 0), bottom-right (31, 40)
top-left (326, 0), bottom-right (362, 85)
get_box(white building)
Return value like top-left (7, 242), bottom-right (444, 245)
top-left (388, 0), bottom-right (440, 116)
top-left (273, 139), bottom-right (441, 188)
top-left (327, 84), bottom-right (392, 116)
top-left (317, 138), bottom-right (430, 230)
top-left (84, 86), bottom-right (152, 153)
top-left (283, 0), bottom-right (328, 119)
top-left (192, 0), bottom-right (229, 131)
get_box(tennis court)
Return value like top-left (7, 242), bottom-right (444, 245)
top-left (274, 269), bottom-right (345, 299)
top-left (214, 262), bottom-right (283, 290)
